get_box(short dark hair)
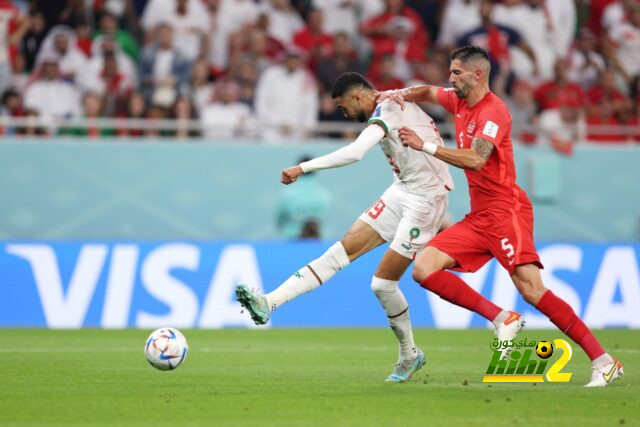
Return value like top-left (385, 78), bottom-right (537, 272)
top-left (450, 45), bottom-right (490, 64)
top-left (331, 72), bottom-right (373, 98)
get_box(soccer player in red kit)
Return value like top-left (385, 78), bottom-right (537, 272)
top-left (379, 46), bottom-right (623, 387)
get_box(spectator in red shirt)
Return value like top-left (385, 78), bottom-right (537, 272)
top-left (368, 54), bottom-right (405, 91)
top-left (535, 58), bottom-right (586, 111)
top-left (361, 0), bottom-right (428, 82)
top-left (293, 8), bottom-right (333, 70)
top-left (586, 97), bottom-right (625, 143)
top-left (587, 67), bottom-right (629, 116)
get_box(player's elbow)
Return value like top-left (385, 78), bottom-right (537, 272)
top-left (467, 156), bottom-right (486, 171)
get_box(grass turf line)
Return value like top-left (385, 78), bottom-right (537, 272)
top-left (0, 329), bottom-right (637, 426)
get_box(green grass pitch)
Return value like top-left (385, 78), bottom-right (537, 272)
top-left (0, 329), bottom-right (638, 426)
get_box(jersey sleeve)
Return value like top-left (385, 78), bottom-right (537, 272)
top-left (367, 100), bottom-right (402, 136)
top-left (473, 105), bottom-right (510, 148)
top-left (436, 87), bottom-right (457, 114)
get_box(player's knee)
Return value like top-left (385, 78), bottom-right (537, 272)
top-left (371, 276), bottom-right (397, 296)
top-left (517, 280), bottom-right (546, 305)
top-left (412, 263), bottom-right (436, 284)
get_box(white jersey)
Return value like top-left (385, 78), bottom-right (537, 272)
top-left (367, 100), bottom-right (453, 196)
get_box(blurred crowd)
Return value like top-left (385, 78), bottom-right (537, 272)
top-left (0, 0), bottom-right (639, 146)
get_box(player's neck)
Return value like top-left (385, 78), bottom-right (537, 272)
top-left (466, 85), bottom-right (490, 108)
top-left (363, 90), bottom-right (378, 116)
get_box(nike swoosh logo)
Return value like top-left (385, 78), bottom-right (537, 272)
top-left (509, 259), bottom-right (515, 265)
top-left (603, 361), bottom-right (619, 383)
top-left (456, 114), bottom-right (462, 118)
top-left (504, 312), bottom-right (520, 325)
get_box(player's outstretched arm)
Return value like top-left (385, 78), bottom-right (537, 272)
top-left (376, 85), bottom-right (440, 110)
top-left (280, 125), bottom-right (385, 185)
top-left (399, 126), bottom-right (493, 171)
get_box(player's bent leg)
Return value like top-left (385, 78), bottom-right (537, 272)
top-left (414, 246), bottom-right (504, 323)
top-left (512, 263), bottom-right (623, 387)
top-left (370, 249), bottom-right (424, 382)
top-left (236, 220), bottom-right (385, 324)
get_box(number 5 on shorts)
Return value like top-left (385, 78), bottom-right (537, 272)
top-left (501, 238), bottom-right (515, 258)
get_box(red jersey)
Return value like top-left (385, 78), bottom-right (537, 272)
top-left (437, 87), bottom-right (531, 214)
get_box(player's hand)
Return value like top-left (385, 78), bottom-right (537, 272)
top-left (399, 127), bottom-right (424, 151)
top-left (375, 90), bottom-right (406, 110)
top-left (281, 166), bottom-right (303, 185)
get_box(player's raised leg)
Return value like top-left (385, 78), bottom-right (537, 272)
top-left (236, 219), bottom-right (385, 325)
top-left (371, 248), bottom-right (424, 382)
top-left (412, 245), bottom-right (524, 359)
top-left (511, 264), bottom-right (623, 387)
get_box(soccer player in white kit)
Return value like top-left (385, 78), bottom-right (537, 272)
top-left (236, 72), bottom-right (453, 382)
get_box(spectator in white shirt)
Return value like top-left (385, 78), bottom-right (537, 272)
top-left (254, 46), bottom-right (318, 142)
top-left (567, 28), bottom-right (606, 89)
top-left (201, 79), bottom-right (255, 138)
top-left (142, 0), bottom-right (209, 61)
top-left (605, 3), bottom-right (640, 86)
top-left (259, 0), bottom-right (304, 45)
top-left (36, 25), bottom-right (88, 85)
top-left (437, 0), bottom-right (480, 49)
top-left (24, 56), bottom-right (81, 123)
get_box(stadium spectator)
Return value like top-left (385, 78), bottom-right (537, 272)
top-left (139, 23), bottom-right (191, 105)
top-left (586, 98), bottom-right (625, 143)
top-left (173, 94), bottom-right (198, 138)
top-left (492, 0), bottom-right (560, 83)
top-left (254, 45), bottom-right (318, 142)
top-left (60, 91), bottom-right (116, 137)
top-left (276, 154), bottom-right (330, 240)
top-left (30, 0), bottom-right (85, 32)
top-left (368, 54), bottom-right (404, 91)
top-left (10, 51), bottom-right (28, 94)
top-left (188, 57), bottom-right (215, 114)
top-left (604, 2), bottom-right (640, 86)
top-left (601, 0), bottom-right (635, 33)
top-left (87, 36), bottom-right (138, 96)
top-left (315, 31), bottom-right (361, 93)
top-left (205, 0), bottom-right (260, 74)
top-left (23, 56), bottom-right (82, 123)
top-left (567, 28), bottom-right (607, 89)
top-left (293, 8), bottom-right (333, 69)
top-left (259, 0), bottom-right (304, 45)
top-left (457, 0), bottom-right (538, 84)
top-left (545, 0), bottom-right (577, 59)
top-left (74, 20), bottom-right (92, 56)
top-left (36, 25), bottom-right (88, 85)
top-left (437, 0), bottom-right (481, 50)
top-left (201, 79), bottom-right (254, 138)
top-left (228, 56), bottom-right (260, 105)
top-left (361, 0), bottom-right (428, 82)
top-left (228, 27), bottom-right (278, 74)
top-left (507, 80), bottom-right (538, 144)
top-left (537, 102), bottom-right (585, 153)
top-left (405, 0), bottom-right (440, 43)
top-left (20, 11), bottom-right (46, 72)
top-left (587, 67), bottom-right (629, 116)
top-left (534, 58), bottom-right (586, 111)
top-left (117, 91), bottom-right (147, 137)
top-left (314, 0), bottom-right (358, 40)
top-left (94, 11), bottom-right (139, 61)
top-left (0, 88), bottom-right (24, 135)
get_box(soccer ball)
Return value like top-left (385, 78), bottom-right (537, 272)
top-left (144, 327), bottom-right (188, 371)
top-left (535, 341), bottom-right (553, 359)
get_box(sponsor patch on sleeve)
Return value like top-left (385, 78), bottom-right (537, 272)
top-left (482, 120), bottom-right (499, 139)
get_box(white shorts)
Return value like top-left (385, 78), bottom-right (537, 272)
top-left (359, 184), bottom-right (449, 259)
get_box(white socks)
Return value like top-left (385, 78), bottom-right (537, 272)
top-left (592, 353), bottom-right (614, 369)
top-left (265, 242), bottom-right (351, 311)
top-left (491, 309), bottom-right (510, 328)
top-left (371, 276), bottom-right (417, 361)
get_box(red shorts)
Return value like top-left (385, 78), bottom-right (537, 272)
top-left (428, 207), bottom-right (543, 276)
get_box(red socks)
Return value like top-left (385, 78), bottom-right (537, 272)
top-left (420, 271), bottom-right (502, 322)
top-left (535, 290), bottom-right (605, 361)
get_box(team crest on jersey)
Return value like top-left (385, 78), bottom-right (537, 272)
top-left (467, 121), bottom-right (476, 134)
top-left (371, 105), bottom-right (382, 118)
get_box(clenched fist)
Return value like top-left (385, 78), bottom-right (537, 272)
top-left (281, 165), bottom-right (304, 184)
